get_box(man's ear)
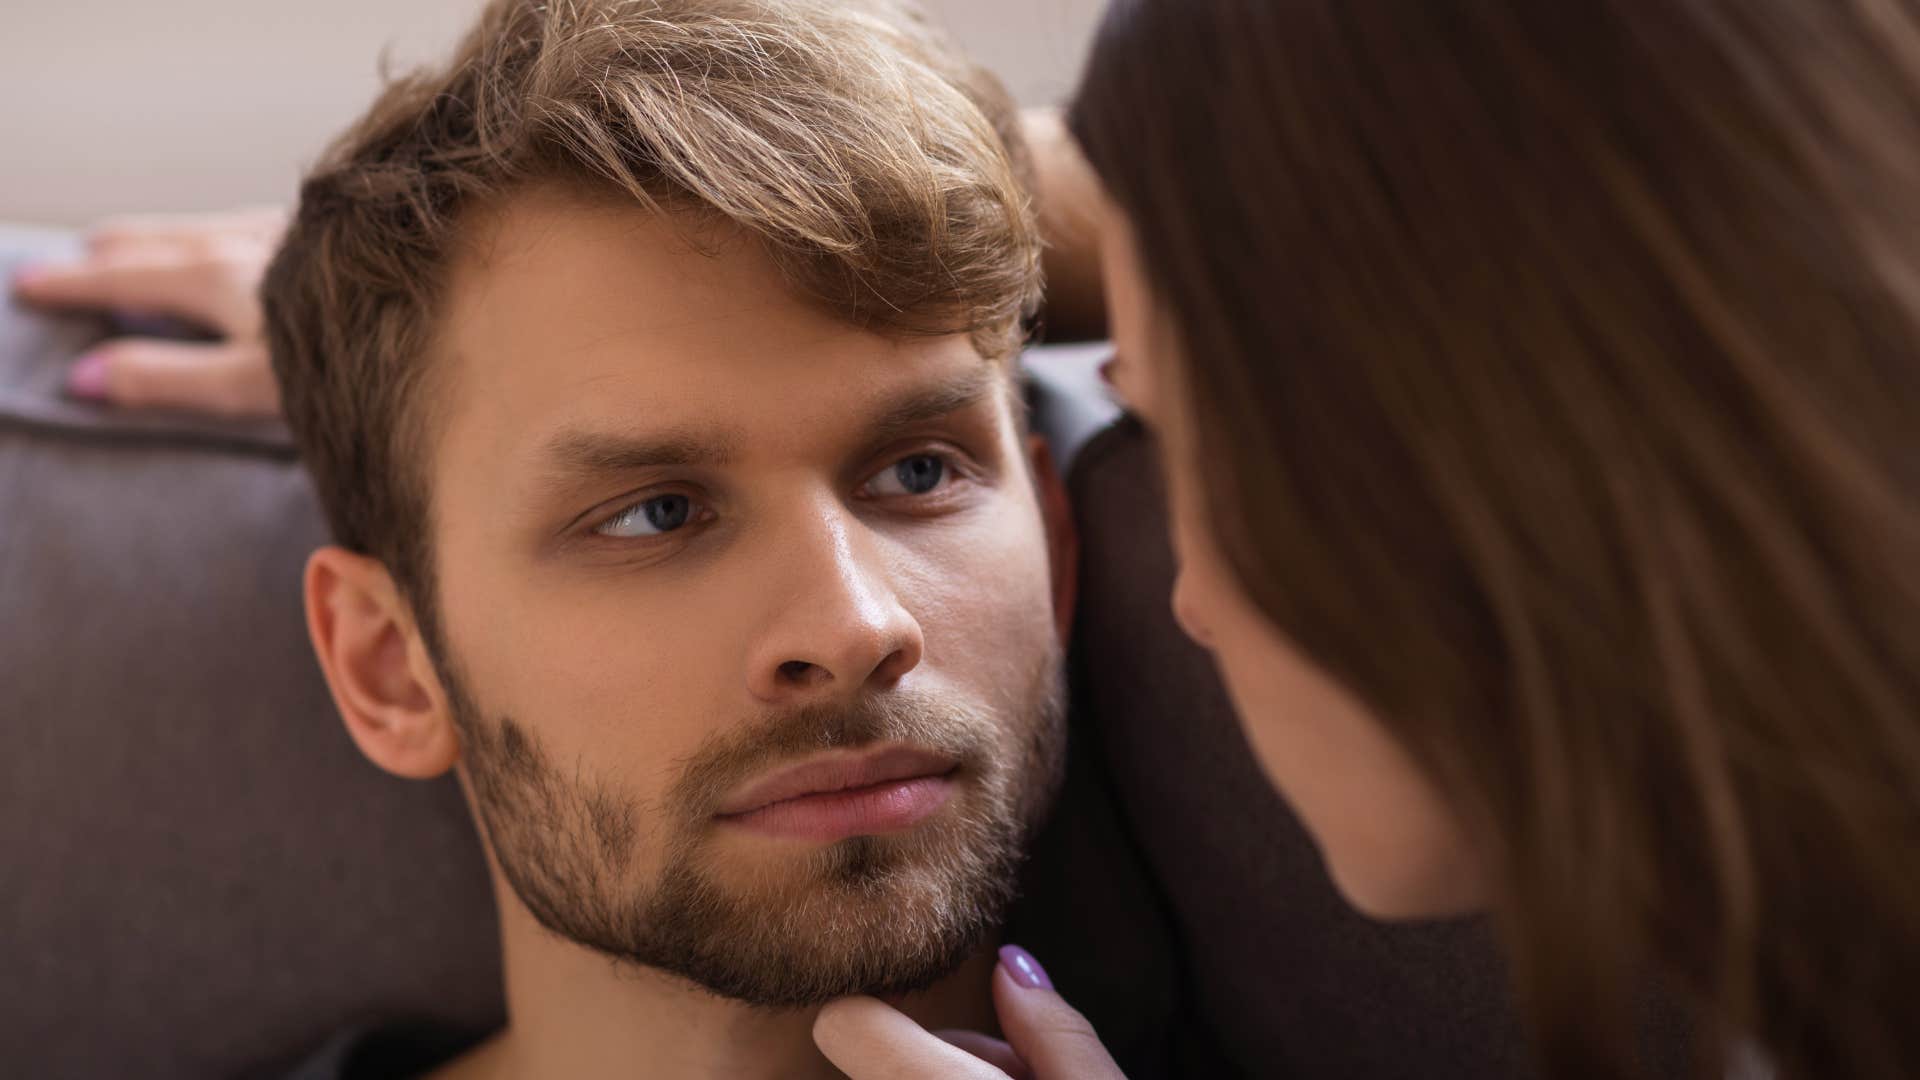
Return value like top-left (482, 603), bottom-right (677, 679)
top-left (303, 547), bottom-right (459, 780)
top-left (1027, 434), bottom-right (1080, 644)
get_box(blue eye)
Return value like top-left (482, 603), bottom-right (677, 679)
top-left (867, 454), bottom-right (948, 497)
top-left (595, 493), bottom-right (697, 538)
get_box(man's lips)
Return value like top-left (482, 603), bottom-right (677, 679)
top-left (713, 746), bottom-right (960, 842)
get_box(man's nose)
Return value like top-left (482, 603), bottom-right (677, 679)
top-left (744, 501), bottom-right (924, 706)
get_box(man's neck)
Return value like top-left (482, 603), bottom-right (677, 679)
top-left (437, 883), bottom-right (1000, 1080)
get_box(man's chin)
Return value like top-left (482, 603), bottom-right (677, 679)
top-left (640, 900), bottom-right (1001, 1009)
top-left (596, 829), bottom-right (1018, 1009)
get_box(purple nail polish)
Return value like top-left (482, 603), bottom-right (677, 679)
top-left (999, 944), bottom-right (1053, 991)
top-left (66, 353), bottom-right (110, 400)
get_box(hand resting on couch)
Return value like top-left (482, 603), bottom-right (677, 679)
top-left (11, 205), bottom-right (285, 417)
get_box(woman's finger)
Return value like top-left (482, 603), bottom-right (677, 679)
top-left (14, 254), bottom-right (245, 333)
top-left (933, 1030), bottom-right (1031, 1079)
top-left (814, 996), bottom-right (1010, 1080)
top-left (64, 339), bottom-right (279, 418)
top-left (83, 229), bottom-right (183, 262)
top-left (990, 947), bottom-right (1126, 1080)
top-left (85, 206), bottom-right (288, 253)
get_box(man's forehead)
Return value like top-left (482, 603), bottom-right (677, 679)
top-left (427, 186), bottom-right (1017, 482)
top-left (443, 185), bottom-right (761, 335)
top-left (457, 180), bottom-right (730, 261)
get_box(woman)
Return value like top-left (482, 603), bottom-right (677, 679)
top-left (817, 1), bottom-right (1920, 1077)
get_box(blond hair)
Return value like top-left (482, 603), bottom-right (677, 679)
top-left (264, 0), bottom-right (1039, 631)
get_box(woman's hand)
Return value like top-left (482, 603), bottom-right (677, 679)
top-left (10, 206), bottom-right (286, 418)
top-left (813, 946), bottom-right (1126, 1080)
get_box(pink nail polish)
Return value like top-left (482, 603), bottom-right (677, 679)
top-left (11, 265), bottom-right (43, 289)
top-left (998, 944), bottom-right (1053, 991)
top-left (66, 353), bottom-right (110, 400)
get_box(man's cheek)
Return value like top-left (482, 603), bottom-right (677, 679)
top-left (935, 564), bottom-right (1054, 683)
top-left (975, 508), bottom-right (1058, 624)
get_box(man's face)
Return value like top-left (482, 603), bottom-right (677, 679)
top-left (418, 186), bottom-right (1066, 1006)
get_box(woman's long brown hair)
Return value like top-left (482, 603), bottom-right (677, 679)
top-left (1070, 2), bottom-right (1920, 1076)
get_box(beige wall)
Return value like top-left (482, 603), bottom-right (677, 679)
top-left (0, 0), bottom-right (1103, 226)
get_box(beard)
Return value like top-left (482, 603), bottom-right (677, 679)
top-left (441, 643), bottom-right (1067, 1009)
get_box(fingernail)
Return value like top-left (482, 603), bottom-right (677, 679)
top-left (11, 264), bottom-right (44, 289)
top-left (65, 353), bottom-right (110, 400)
top-left (998, 944), bottom-right (1053, 991)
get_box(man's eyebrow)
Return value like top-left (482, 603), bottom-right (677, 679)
top-left (535, 364), bottom-right (1000, 480)
top-left (539, 427), bottom-right (741, 475)
top-left (864, 364), bottom-right (1005, 444)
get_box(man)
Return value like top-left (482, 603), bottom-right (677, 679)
top-left (258, 1), bottom-right (1076, 1075)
